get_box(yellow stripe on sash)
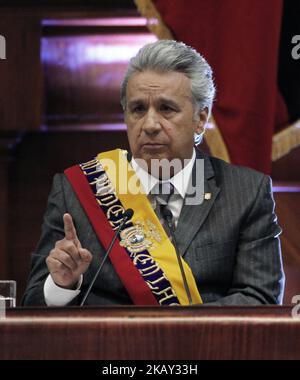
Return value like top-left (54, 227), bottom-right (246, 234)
top-left (98, 149), bottom-right (202, 305)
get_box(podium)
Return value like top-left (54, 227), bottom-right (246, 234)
top-left (1, 306), bottom-right (300, 360)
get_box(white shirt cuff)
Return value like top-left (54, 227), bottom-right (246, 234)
top-left (44, 274), bottom-right (83, 306)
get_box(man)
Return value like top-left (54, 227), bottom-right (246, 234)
top-left (22, 40), bottom-right (285, 306)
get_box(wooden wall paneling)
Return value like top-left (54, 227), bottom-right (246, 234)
top-left (0, 1), bottom-right (136, 9)
top-left (0, 137), bottom-right (11, 278)
top-left (0, 11), bottom-right (42, 132)
top-left (41, 19), bottom-right (155, 128)
top-left (272, 146), bottom-right (300, 181)
top-left (0, 132), bottom-right (23, 278)
top-left (42, 34), bottom-right (129, 126)
top-left (274, 192), bottom-right (300, 304)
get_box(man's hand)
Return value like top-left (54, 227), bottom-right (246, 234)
top-left (46, 213), bottom-right (92, 289)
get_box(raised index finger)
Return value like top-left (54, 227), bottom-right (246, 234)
top-left (63, 213), bottom-right (78, 242)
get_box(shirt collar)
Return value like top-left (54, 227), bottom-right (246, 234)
top-left (131, 148), bottom-right (196, 198)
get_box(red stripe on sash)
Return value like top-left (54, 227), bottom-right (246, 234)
top-left (65, 165), bottom-right (158, 305)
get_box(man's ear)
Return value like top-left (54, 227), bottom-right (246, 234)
top-left (195, 108), bottom-right (209, 135)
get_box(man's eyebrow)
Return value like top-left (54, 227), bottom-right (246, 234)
top-left (126, 99), bottom-right (148, 109)
top-left (129, 97), bottom-right (179, 104)
top-left (127, 99), bottom-right (145, 105)
top-left (157, 97), bottom-right (179, 106)
top-left (127, 96), bottom-right (186, 108)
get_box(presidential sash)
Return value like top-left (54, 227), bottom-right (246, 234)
top-left (65, 149), bottom-right (202, 305)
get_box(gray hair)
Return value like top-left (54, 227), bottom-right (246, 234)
top-left (120, 40), bottom-right (216, 118)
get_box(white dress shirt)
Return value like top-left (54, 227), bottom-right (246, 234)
top-left (44, 149), bottom-right (196, 306)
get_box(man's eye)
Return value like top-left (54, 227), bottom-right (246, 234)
top-left (132, 105), bottom-right (145, 113)
top-left (160, 104), bottom-right (175, 112)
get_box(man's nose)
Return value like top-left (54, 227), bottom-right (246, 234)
top-left (142, 109), bottom-right (162, 134)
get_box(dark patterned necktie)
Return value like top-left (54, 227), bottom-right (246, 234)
top-left (152, 182), bottom-right (174, 236)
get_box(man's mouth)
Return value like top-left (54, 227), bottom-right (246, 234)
top-left (142, 143), bottom-right (166, 149)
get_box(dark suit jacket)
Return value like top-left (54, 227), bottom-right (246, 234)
top-left (22, 149), bottom-right (285, 306)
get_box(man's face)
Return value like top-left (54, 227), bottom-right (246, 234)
top-left (125, 70), bottom-right (207, 172)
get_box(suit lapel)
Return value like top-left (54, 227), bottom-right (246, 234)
top-left (175, 150), bottom-right (220, 257)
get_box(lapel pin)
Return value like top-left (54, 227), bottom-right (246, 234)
top-left (204, 192), bottom-right (212, 200)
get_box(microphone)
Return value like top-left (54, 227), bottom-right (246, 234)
top-left (80, 208), bottom-right (134, 306)
top-left (162, 207), bottom-right (193, 305)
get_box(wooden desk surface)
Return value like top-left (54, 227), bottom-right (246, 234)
top-left (1, 306), bottom-right (300, 360)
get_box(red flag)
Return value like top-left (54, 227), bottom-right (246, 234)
top-left (136, 0), bottom-right (290, 174)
